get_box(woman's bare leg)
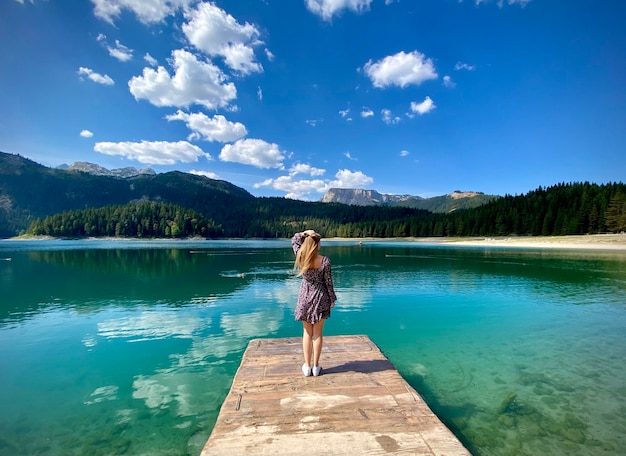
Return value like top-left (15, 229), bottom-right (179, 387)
top-left (312, 319), bottom-right (325, 367)
top-left (302, 322), bottom-right (313, 367)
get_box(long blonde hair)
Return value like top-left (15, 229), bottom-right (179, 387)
top-left (294, 232), bottom-right (321, 276)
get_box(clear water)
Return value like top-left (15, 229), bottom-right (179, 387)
top-left (0, 240), bottom-right (624, 456)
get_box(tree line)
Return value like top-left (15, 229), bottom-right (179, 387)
top-left (26, 182), bottom-right (626, 239)
top-left (214, 182), bottom-right (626, 238)
top-left (431, 181), bottom-right (626, 237)
top-left (27, 202), bottom-right (223, 238)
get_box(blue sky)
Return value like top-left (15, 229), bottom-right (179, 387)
top-left (1, 0), bottom-right (624, 200)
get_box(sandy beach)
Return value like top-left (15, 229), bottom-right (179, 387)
top-left (423, 233), bottom-right (626, 251)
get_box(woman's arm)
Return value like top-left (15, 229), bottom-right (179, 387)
top-left (291, 232), bottom-right (304, 255)
top-left (324, 260), bottom-right (337, 305)
top-left (291, 230), bottom-right (316, 255)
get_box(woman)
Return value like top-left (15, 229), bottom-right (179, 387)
top-left (292, 229), bottom-right (337, 377)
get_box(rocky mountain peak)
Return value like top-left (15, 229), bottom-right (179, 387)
top-left (66, 162), bottom-right (156, 178)
top-left (321, 188), bottom-right (497, 213)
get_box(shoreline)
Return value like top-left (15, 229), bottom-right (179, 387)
top-left (5, 233), bottom-right (626, 251)
top-left (332, 233), bottom-right (626, 251)
top-left (412, 233), bottom-right (626, 251)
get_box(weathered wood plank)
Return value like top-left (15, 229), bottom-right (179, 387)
top-left (201, 335), bottom-right (471, 455)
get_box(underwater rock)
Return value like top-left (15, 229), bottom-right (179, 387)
top-left (553, 383), bottom-right (576, 393)
top-left (0, 435), bottom-right (20, 453)
top-left (532, 383), bottom-right (554, 396)
top-left (497, 414), bottom-right (516, 427)
top-left (497, 392), bottom-right (519, 414)
top-left (542, 412), bottom-right (587, 444)
top-left (518, 371), bottom-right (553, 386)
top-left (451, 416), bottom-right (469, 430)
top-left (188, 430), bottom-right (209, 455)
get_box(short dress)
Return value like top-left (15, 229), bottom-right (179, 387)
top-left (292, 233), bottom-right (337, 324)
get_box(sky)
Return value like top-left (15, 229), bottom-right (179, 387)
top-left (1, 0), bottom-right (625, 200)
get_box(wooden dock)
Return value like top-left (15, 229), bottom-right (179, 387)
top-left (201, 335), bottom-right (471, 455)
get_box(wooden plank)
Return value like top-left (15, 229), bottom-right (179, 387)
top-left (201, 335), bottom-right (471, 455)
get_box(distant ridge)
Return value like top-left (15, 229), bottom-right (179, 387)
top-left (3, 151), bottom-right (623, 239)
top-left (321, 188), bottom-right (498, 213)
top-left (60, 161), bottom-right (156, 179)
top-left (0, 151), bottom-right (252, 237)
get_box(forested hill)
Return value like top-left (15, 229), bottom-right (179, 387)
top-left (423, 182), bottom-right (626, 237)
top-left (0, 151), bottom-right (252, 237)
top-left (21, 182), bottom-right (626, 239)
top-left (2, 152), bottom-right (625, 238)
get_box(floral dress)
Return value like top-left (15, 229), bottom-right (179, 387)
top-left (292, 233), bottom-right (337, 324)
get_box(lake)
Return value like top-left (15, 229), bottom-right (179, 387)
top-left (0, 239), bottom-right (625, 456)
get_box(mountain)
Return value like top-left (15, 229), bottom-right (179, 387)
top-left (63, 162), bottom-right (156, 178)
top-left (4, 152), bottom-right (622, 239)
top-left (321, 188), bottom-right (498, 212)
top-left (0, 151), bottom-right (252, 237)
top-left (320, 188), bottom-right (420, 206)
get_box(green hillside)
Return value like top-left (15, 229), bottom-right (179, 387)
top-left (2, 152), bottom-right (625, 239)
top-left (0, 152), bottom-right (251, 237)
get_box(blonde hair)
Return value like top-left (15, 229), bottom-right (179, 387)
top-left (294, 232), bottom-right (321, 276)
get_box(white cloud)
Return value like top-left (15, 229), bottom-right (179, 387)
top-left (94, 140), bottom-right (211, 165)
top-left (265, 49), bottom-right (275, 61)
top-left (254, 167), bottom-right (373, 200)
top-left (257, 86), bottom-right (263, 101)
top-left (289, 163), bottom-right (325, 177)
top-left (98, 309), bottom-right (203, 341)
top-left (254, 175), bottom-right (328, 200)
top-left (443, 75), bottom-right (455, 88)
top-left (220, 310), bottom-right (282, 339)
top-left (400, 150), bottom-right (409, 157)
top-left (361, 108), bottom-right (374, 118)
top-left (477, 0), bottom-right (531, 7)
top-left (80, 129), bottom-right (94, 138)
top-left (454, 61), bottom-right (475, 71)
top-left (330, 169), bottom-right (373, 188)
top-left (190, 169), bottom-right (220, 180)
top-left (78, 67), bottom-right (114, 85)
top-left (305, 0), bottom-right (373, 21)
top-left (381, 108), bottom-right (401, 125)
top-left (363, 50), bottom-right (437, 88)
top-left (166, 110), bottom-right (247, 143)
top-left (339, 108), bottom-right (353, 122)
top-left (108, 39), bottom-right (133, 62)
top-left (219, 138), bottom-right (285, 169)
top-left (144, 53), bottom-right (158, 66)
top-left (410, 96), bottom-right (436, 115)
top-left (182, 2), bottom-right (263, 75)
top-left (84, 386), bottom-right (119, 405)
top-left (91, 0), bottom-right (196, 25)
top-left (305, 119), bottom-right (320, 127)
top-left (96, 34), bottom-right (132, 62)
top-left (128, 49), bottom-right (237, 110)
top-left (344, 151), bottom-right (356, 160)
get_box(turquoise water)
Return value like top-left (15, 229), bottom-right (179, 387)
top-left (0, 240), bottom-right (625, 455)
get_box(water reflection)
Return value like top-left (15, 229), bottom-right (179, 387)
top-left (97, 308), bottom-right (210, 343)
top-left (0, 246), bottom-right (296, 322)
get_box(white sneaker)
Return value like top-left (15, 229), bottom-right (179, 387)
top-left (312, 365), bottom-right (322, 377)
top-left (302, 363), bottom-right (312, 377)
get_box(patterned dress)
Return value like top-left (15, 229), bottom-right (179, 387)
top-left (292, 233), bottom-right (337, 324)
